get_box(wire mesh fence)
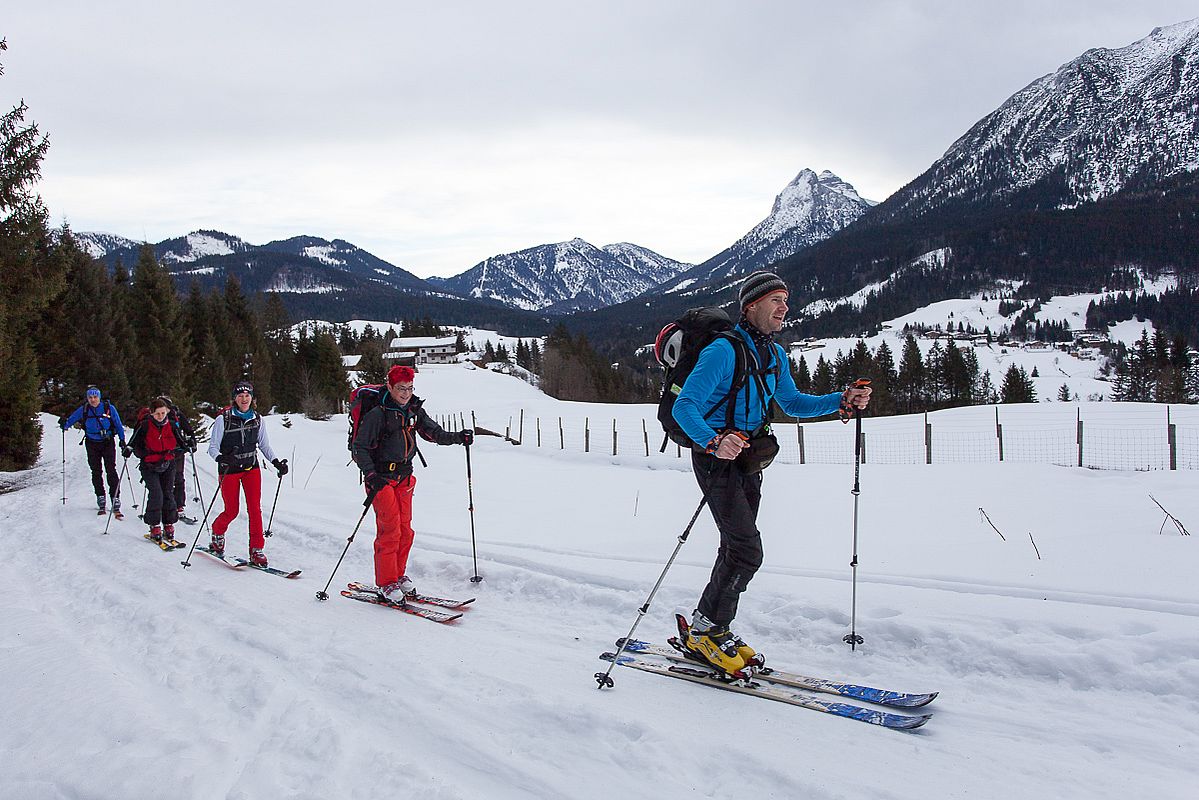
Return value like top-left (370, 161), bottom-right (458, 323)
top-left (434, 405), bottom-right (1199, 471)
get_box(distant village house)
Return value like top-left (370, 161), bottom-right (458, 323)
top-left (386, 335), bottom-right (458, 366)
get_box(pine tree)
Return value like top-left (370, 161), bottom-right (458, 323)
top-left (127, 244), bottom-right (190, 407)
top-left (356, 340), bottom-right (387, 386)
top-left (895, 333), bottom-right (925, 414)
top-left (1057, 384), bottom-right (1073, 402)
top-left (811, 355), bottom-right (834, 395)
top-left (1000, 364), bottom-right (1037, 404)
top-left (0, 46), bottom-right (62, 469)
top-left (260, 292), bottom-right (297, 412)
top-left (871, 340), bottom-right (897, 416)
top-left (35, 229), bottom-right (129, 412)
top-left (795, 354), bottom-right (812, 394)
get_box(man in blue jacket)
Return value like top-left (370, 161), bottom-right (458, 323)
top-left (60, 385), bottom-right (128, 515)
top-left (672, 270), bottom-right (872, 676)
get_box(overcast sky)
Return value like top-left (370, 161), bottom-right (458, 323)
top-left (3, 2), bottom-right (1196, 277)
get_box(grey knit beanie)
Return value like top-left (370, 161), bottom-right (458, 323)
top-left (738, 270), bottom-right (788, 308)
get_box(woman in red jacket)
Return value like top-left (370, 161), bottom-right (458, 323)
top-left (130, 396), bottom-right (185, 544)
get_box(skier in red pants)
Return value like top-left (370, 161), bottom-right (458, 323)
top-left (206, 381), bottom-right (288, 565)
top-left (351, 365), bottom-right (471, 602)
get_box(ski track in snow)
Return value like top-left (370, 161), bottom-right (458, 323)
top-left (4, 365), bottom-right (1198, 799)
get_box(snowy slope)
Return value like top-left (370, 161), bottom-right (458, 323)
top-left (786, 277), bottom-right (1179, 402)
top-left (879, 18), bottom-right (1199, 220)
top-left (2, 365), bottom-right (1197, 799)
top-left (432, 238), bottom-right (691, 314)
top-left (667, 168), bottom-right (875, 293)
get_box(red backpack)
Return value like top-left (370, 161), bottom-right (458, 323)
top-left (346, 385), bottom-right (386, 451)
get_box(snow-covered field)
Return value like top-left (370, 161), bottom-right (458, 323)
top-left (788, 282), bottom-right (1177, 403)
top-left (2, 364), bottom-right (1197, 799)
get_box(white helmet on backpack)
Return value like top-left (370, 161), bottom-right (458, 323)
top-left (654, 323), bottom-right (684, 368)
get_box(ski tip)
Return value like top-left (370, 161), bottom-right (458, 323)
top-left (893, 712), bottom-right (934, 730)
top-left (890, 691), bottom-right (939, 708)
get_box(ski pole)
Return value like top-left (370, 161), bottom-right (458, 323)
top-left (843, 408), bottom-right (865, 651)
top-left (125, 456), bottom-right (139, 508)
top-left (61, 427), bottom-right (67, 504)
top-left (263, 469), bottom-right (283, 538)
top-left (190, 450), bottom-right (201, 503)
top-left (465, 441), bottom-right (482, 583)
top-left (102, 459), bottom-right (131, 535)
top-left (138, 483), bottom-right (148, 519)
top-left (315, 488), bottom-right (381, 601)
top-left (180, 472), bottom-right (226, 568)
top-left (596, 496), bottom-right (708, 689)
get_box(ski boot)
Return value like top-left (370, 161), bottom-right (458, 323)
top-left (112, 496), bottom-right (123, 520)
top-left (249, 548), bottom-right (268, 567)
top-left (163, 523), bottom-right (176, 544)
top-left (729, 629), bottom-right (765, 669)
top-left (683, 611), bottom-right (750, 678)
top-left (381, 581), bottom-right (409, 604)
top-left (397, 575), bottom-right (417, 597)
top-left (149, 525), bottom-right (163, 543)
top-left (209, 533), bottom-right (225, 557)
top-left (97, 495), bottom-right (107, 515)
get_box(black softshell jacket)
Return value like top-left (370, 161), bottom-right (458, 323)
top-left (351, 394), bottom-right (460, 478)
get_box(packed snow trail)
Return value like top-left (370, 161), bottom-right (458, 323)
top-left (2, 366), bottom-right (1198, 798)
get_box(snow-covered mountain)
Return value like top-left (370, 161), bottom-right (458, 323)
top-left (155, 230), bottom-right (254, 263)
top-left (257, 235), bottom-right (432, 294)
top-left (663, 169), bottom-right (873, 294)
top-left (70, 231), bottom-right (141, 260)
top-left (878, 18), bottom-right (1199, 221)
top-left (430, 238), bottom-right (692, 314)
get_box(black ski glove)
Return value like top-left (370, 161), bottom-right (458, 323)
top-left (215, 453), bottom-right (233, 466)
top-left (364, 472), bottom-right (388, 492)
top-left (272, 458), bottom-right (289, 476)
top-left (460, 429), bottom-right (474, 447)
top-left (58, 416), bottom-right (69, 430)
top-left (121, 445), bottom-right (132, 459)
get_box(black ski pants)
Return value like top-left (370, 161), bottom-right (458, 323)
top-left (140, 462), bottom-right (179, 527)
top-left (691, 451), bottom-right (764, 627)
top-left (173, 452), bottom-right (188, 511)
top-left (85, 438), bottom-right (120, 500)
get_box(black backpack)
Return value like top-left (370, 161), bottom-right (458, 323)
top-left (653, 307), bottom-right (755, 451)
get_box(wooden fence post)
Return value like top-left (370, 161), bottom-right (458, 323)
top-left (1076, 409), bottom-right (1084, 467)
top-left (995, 406), bottom-right (1004, 462)
top-left (797, 425), bottom-right (805, 464)
top-left (1167, 407), bottom-right (1176, 470)
top-left (925, 412), bottom-right (932, 464)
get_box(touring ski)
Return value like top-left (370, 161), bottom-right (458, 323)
top-left (177, 514), bottom-right (199, 525)
top-left (339, 588), bottom-right (463, 623)
top-left (234, 558), bottom-right (301, 579)
top-left (196, 546), bottom-right (247, 569)
top-left (144, 534), bottom-right (186, 551)
top-left (616, 637), bottom-right (937, 708)
top-left (345, 581), bottom-right (474, 609)
top-left (598, 652), bottom-right (931, 731)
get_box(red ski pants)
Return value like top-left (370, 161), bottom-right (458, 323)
top-left (213, 468), bottom-right (264, 549)
top-left (371, 474), bottom-right (416, 588)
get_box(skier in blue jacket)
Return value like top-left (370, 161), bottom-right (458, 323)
top-left (60, 385), bottom-right (128, 515)
top-left (672, 271), bottom-right (872, 676)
